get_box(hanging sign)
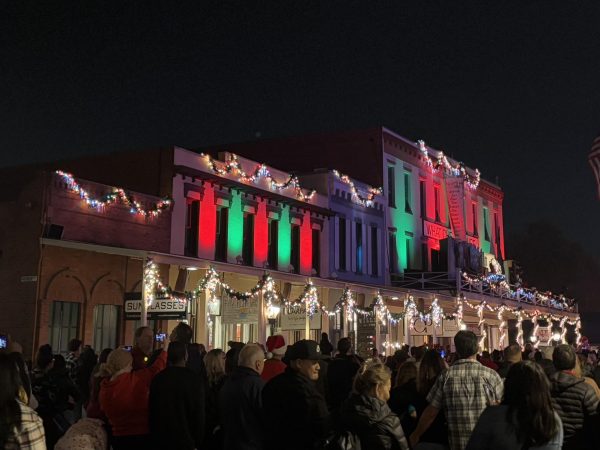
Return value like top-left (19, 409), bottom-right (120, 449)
top-left (124, 293), bottom-right (187, 320)
top-left (221, 296), bottom-right (259, 324)
top-left (423, 221), bottom-right (448, 240)
top-left (537, 327), bottom-right (552, 345)
top-left (442, 318), bottom-right (460, 337)
top-left (411, 318), bottom-right (433, 336)
top-left (280, 308), bottom-right (322, 330)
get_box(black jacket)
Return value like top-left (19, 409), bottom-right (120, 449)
top-left (149, 366), bottom-right (205, 450)
top-left (550, 371), bottom-right (599, 447)
top-left (263, 367), bottom-right (332, 450)
top-left (219, 366), bottom-right (265, 450)
top-left (327, 355), bottom-right (360, 412)
top-left (340, 393), bottom-right (409, 450)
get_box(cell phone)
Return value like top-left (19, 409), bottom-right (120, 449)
top-left (0, 334), bottom-right (7, 349)
top-left (155, 333), bottom-right (166, 343)
top-left (123, 345), bottom-right (132, 352)
top-left (440, 350), bottom-right (446, 358)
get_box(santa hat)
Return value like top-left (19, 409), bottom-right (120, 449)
top-left (266, 335), bottom-right (286, 358)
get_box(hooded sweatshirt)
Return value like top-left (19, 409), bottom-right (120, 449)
top-left (550, 371), bottom-right (598, 444)
top-left (340, 393), bottom-right (409, 450)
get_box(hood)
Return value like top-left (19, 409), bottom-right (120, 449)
top-left (551, 371), bottom-right (586, 393)
top-left (341, 393), bottom-right (391, 429)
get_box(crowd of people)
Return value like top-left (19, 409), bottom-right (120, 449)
top-left (2, 327), bottom-right (600, 450)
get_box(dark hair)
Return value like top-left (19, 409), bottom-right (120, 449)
top-left (418, 349), bottom-right (445, 396)
top-left (491, 349), bottom-right (502, 363)
top-left (413, 345), bottom-right (425, 361)
top-left (337, 337), bottom-right (351, 355)
top-left (167, 341), bottom-right (187, 365)
top-left (504, 361), bottom-right (559, 446)
top-left (99, 348), bottom-right (112, 365)
top-left (53, 354), bottom-right (66, 371)
top-left (534, 350), bottom-right (543, 362)
top-left (134, 326), bottom-right (152, 340)
top-left (393, 350), bottom-right (409, 366)
top-left (68, 338), bottom-right (82, 352)
top-left (553, 344), bottom-right (576, 371)
top-left (225, 347), bottom-right (241, 375)
top-left (454, 331), bottom-right (478, 359)
top-left (0, 354), bottom-right (22, 448)
top-left (171, 323), bottom-right (193, 345)
top-left (35, 344), bottom-right (53, 370)
top-left (8, 353), bottom-right (31, 402)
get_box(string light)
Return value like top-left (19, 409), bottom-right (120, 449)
top-left (201, 153), bottom-right (316, 201)
top-left (497, 306), bottom-right (507, 349)
top-left (416, 140), bottom-right (481, 190)
top-left (477, 301), bottom-right (487, 351)
top-left (516, 310), bottom-right (524, 349)
top-left (559, 316), bottom-right (568, 344)
top-left (531, 314), bottom-right (540, 348)
top-left (56, 170), bottom-right (172, 217)
top-left (332, 170), bottom-right (383, 207)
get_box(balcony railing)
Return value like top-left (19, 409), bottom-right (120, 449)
top-left (390, 271), bottom-right (457, 291)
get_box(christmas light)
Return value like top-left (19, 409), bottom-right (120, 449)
top-left (477, 301), bottom-right (487, 352)
top-left (416, 140), bottom-right (481, 190)
top-left (201, 153), bottom-right (316, 201)
top-left (332, 170), bottom-right (383, 207)
top-left (497, 306), bottom-right (507, 349)
top-left (56, 170), bottom-right (172, 217)
top-left (516, 310), bottom-right (524, 349)
top-left (531, 314), bottom-right (540, 349)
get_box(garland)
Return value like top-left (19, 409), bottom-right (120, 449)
top-left (417, 140), bottom-right (481, 190)
top-left (200, 153), bottom-right (316, 201)
top-left (56, 170), bottom-right (172, 217)
top-left (332, 170), bottom-right (383, 207)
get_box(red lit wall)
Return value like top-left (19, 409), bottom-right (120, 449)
top-left (300, 210), bottom-right (313, 275)
top-left (253, 199), bottom-right (269, 267)
top-left (198, 183), bottom-right (217, 259)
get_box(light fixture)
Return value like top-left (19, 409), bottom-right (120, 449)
top-left (266, 305), bottom-right (281, 320)
top-left (460, 323), bottom-right (467, 331)
top-left (186, 267), bottom-right (199, 271)
top-left (552, 332), bottom-right (561, 342)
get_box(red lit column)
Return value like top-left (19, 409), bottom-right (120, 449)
top-left (198, 183), bottom-right (217, 259)
top-left (299, 210), bottom-right (313, 275)
top-left (253, 199), bottom-right (268, 267)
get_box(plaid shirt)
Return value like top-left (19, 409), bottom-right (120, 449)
top-left (427, 359), bottom-right (503, 450)
top-left (65, 352), bottom-right (78, 383)
top-left (5, 401), bottom-right (46, 450)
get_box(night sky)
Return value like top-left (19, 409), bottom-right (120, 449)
top-left (2, 2), bottom-right (600, 255)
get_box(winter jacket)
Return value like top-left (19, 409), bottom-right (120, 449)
top-left (219, 366), bottom-right (265, 450)
top-left (327, 355), bottom-right (360, 412)
top-left (550, 371), bottom-right (599, 448)
top-left (263, 367), bottom-right (332, 450)
top-left (339, 393), bottom-right (409, 450)
top-left (261, 358), bottom-right (286, 382)
top-left (466, 404), bottom-right (563, 450)
top-left (99, 350), bottom-right (167, 437)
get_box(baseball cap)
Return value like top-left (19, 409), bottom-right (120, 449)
top-left (284, 340), bottom-right (323, 362)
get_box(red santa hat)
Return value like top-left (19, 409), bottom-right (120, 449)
top-left (266, 335), bottom-right (286, 358)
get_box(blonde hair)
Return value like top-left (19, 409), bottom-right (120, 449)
top-left (204, 349), bottom-right (226, 387)
top-left (98, 349), bottom-right (132, 378)
top-left (353, 360), bottom-right (391, 395)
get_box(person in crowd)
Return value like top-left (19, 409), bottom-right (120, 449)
top-left (47, 355), bottom-right (81, 424)
top-left (188, 343), bottom-right (205, 367)
top-left (523, 342), bottom-right (534, 361)
top-left (219, 343), bottom-right (265, 450)
top-left (0, 353), bottom-right (46, 449)
top-left (390, 349), bottom-right (410, 382)
top-left (412, 345), bottom-right (426, 371)
top-left (64, 339), bottom-right (82, 384)
top-left (149, 341), bottom-right (205, 450)
top-left (319, 332), bottom-right (334, 356)
top-left (86, 348), bottom-right (111, 420)
top-left (478, 350), bottom-right (498, 371)
top-left (204, 349), bottom-right (226, 449)
top-left (491, 349), bottom-right (502, 366)
top-left (225, 346), bottom-right (241, 375)
top-left (339, 360), bottom-right (409, 450)
top-left (327, 337), bottom-right (361, 415)
top-left (575, 353), bottom-right (600, 398)
top-left (98, 347), bottom-right (167, 450)
top-left (497, 343), bottom-right (521, 378)
top-left (388, 361), bottom-right (418, 436)
top-left (466, 360), bottom-right (563, 449)
top-left (75, 347), bottom-right (97, 410)
top-left (170, 323), bottom-right (208, 384)
top-left (410, 331), bottom-right (503, 450)
top-left (8, 351), bottom-right (36, 409)
top-left (537, 346), bottom-right (557, 379)
top-left (262, 334), bottom-right (287, 382)
top-left (549, 344), bottom-right (599, 450)
top-left (263, 339), bottom-right (331, 450)
top-left (131, 326), bottom-right (154, 370)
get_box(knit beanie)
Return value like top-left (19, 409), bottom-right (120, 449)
top-left (99, 348), bottom-right (133, 377)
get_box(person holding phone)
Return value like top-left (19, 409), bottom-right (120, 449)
top-left (131, 326), bottom-right (154, 370)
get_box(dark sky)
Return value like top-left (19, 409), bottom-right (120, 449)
top-left (2, 2), bottom-right (600, 254)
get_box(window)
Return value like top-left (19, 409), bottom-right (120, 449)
top-left (242, 212), bottom-right (254, 265)
top-left (215, 207), bottom-right (228, 262)
top-left (483, 207), bottom-right (490, 241)
top-left (494, 212), bottom-right (501, 244)
top-left (471, 202), bottom-right (478, 236)
top-left (371, 226), bottom-right (378, 276)
top-left (419, 179), bottom-right (427, 219)
top-left (290, 224), bottom-right (300, 274)
top-left (388, 231), bottom-right (398, 274)
top-left (387, 166), bottom-right (396, 207)
top-left (434, 185), bottom-right (441, 222)
top-left (356, 222), bottom-right (363, 274)
top-left (268, 220), bottom-right (278, 269)
top-left (404, 172), bottom-right (412, 214)
top-left (49, 301), bottom-right (80, 355)
top-left (405, 238), bottom-right (412, 270)
top-left (312, 228), bottom-right (320, 276)
top-left (184, 199), bottom-right (199, 257)
top-left (93, 305), bottom-right (120, 350)
top-left (338, 217), bottom-right (347, 270)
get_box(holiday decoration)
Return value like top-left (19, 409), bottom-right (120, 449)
top-left (332, 170), bottom-right (383, 207)
top-left (417, 140), bottom-right (481, 190)
top-left (56, 170), bottom-right (172, 217)
top-left (476, 301), bottom-right (487, 351)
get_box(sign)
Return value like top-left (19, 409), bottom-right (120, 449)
top-left (411, 318), bottom-right (433, 336)
top-left (537, 327), bottom-right (552, 344)
top-left (207, 299), bottom-right (221, 316)
top-left (20, 275), bottom-right (38, 283)
top-left (222, 297), bottom-right (259, 324)
top-left (280, 308), bottom-right (322, 330)
top-left (124, 294), bottom-right (187, 320)
top-left (423, 221), bottom-right (448, 241)
top-left (442, 318), bottom-right (460, 337)
top-left (356, 309), bottom-right (376, 358)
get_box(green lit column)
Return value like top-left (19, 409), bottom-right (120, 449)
top-left (278, 205), bottom-right (291, 270)
top-left (227, 191), bottom-right (244, 264)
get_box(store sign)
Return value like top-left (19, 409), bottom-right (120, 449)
top-left (280, 308), bottom-right (322, 330)
top-left (423, 221), bottom-right (448, 241)
top-left (442, 318), bottom-right (460, 337)
top-left (411, 318), bottom-right (433, 336)
top-left (207, 299), bottom-right (221, 316)
top-left (222, 297), bottom-right (259, 324)
top-left (356, 309), bottom-right (376, 358)
top-left (124, 294), bottom-right (187, 320)
top-left (537, 327), bottom-right (552, 344)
